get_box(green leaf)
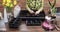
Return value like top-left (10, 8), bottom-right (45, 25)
top-left (52, 0), bottom-right (56, 8)
top-left (48, 0), bottom-right (52, 6)
top-left (6, 6), bottom-right (12, 13)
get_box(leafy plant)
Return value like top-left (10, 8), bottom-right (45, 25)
top-left (48, 0), bottom-right (56, 16)
top-left (2, 0), bottom-right (17, 13)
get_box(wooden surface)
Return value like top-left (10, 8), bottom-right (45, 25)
top-left (0, 20), bottom-right (60, 32)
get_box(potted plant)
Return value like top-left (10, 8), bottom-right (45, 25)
top-left (2, 0), bottom-right (17, 23)
top-left (2, 0), bottom-right (17, 17)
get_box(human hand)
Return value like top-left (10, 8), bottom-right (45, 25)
top-left (35, 11), bottom-right (40, 15)
top-left (29, 10), bottom-right (35, 14)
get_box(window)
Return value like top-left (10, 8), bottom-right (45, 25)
top-left (56, 7), bottom-right (60, 13)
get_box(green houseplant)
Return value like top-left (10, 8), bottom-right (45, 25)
top-left (48, 0), bottom-right (57, 16)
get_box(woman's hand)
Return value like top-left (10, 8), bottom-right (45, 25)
top-left (29, 10), bottom-right (35, 14)
top-left (35, 11), bottom-right (40, 15)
